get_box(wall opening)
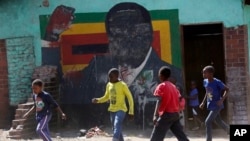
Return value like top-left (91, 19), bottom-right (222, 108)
top-left (182, 23), bottom-right (228, 129)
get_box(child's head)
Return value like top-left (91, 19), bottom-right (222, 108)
top-left (202, 65), bottom-right (214, 79)
top-left (158, 66), bottom-right (171, 82)
top-left (32, 79), bottom-right (44, 94)
top-left (108, 68), bottom-right (119, 83)
top-left (190, 80), bottom-right (197, 89)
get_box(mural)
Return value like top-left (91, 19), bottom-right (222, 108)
top-left (40, 2), bottom-right (182, 128)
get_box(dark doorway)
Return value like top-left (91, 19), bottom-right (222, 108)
top-left (182, 23), bottom-right (228, 129)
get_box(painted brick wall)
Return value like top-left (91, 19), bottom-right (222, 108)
top-left (225, 25), bottom-right (249, 124)
top-left (6, 37), bottom-right (36, 106)
top-left (0, 39), bottom-right (10, 128)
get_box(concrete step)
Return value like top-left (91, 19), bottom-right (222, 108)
top-left (15, 111), bottom-right (35, 119)
top-left (27, 98), bottom-right (33, 103)
top-left (18, 102), bottom-right (34, 109)
top-left (15, 109), bottom-right (29, 116)
top-left (8, 128), bottom-right (36, 139)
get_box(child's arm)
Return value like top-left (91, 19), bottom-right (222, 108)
top-left (153, 97), bottom-right (161, 125)
top-left (93, 85), bottom-right (110, 103)
top-left (23, 106), bottom-right (35, 118)
top-left (199, 94), bottom-right (207, 110)
top-left (123, 85), bottom-right (134, 116)
top-left (56, 106), bottom-right (66, 120)
top-left (217, 85), bottom-right (229, 106)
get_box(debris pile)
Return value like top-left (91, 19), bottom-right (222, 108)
top-left (80, 126), bottom-right (111, 138)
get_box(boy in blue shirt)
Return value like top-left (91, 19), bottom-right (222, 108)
top-left (186, 80), bottom-right (203, 130)
top-left (199, 66), bottom-right (229, 141)
top-left (23, 79), bottom-right (66, 141)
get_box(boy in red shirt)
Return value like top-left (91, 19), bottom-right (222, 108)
top-left (150, 66), bottom-right (189, 141)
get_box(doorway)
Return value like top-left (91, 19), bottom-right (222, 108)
top-left (182, 23), bottom-right (228, 129)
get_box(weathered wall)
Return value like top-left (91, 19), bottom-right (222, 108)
top-left (225, 25), bottom-right (249, 124)
top-left (6, 37), bottom-right (36, 106)
top-left (243, 5), bottom-right (250, 123)
top-left (0, 0), bottom-right (245, 66)
top-left (0, 39), bottom-right (10, 128)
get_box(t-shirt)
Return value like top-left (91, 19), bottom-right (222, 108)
top-left (97, 81), bottom-right (134, 115)
top-left (203, 78), bottom-right (225, 110)
top-left (33, 91), bottom-right (59, 122)
top-left (154, 81), bottom-right (180, 116)
top-left (189, 88), bottom-right (199, 107)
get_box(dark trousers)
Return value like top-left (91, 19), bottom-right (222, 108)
top-left (150, 112), bottom-right (189, 141)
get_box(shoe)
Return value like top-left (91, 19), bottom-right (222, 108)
top-left (191, 126), bottom-right (200, 131)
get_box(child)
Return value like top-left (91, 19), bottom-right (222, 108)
top-left (23, 79), bottom-right (66, 141)
top-left (186, 80), bottom-right (203, 130)
top-left (199, 65), bottom-right (229, 141)
top-left (150, 66), bottom-right (189, 141)
top-left (92, 68), bottom-right (134, 141)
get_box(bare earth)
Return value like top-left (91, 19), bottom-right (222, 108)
top-left (0, 126), bottom-right (229, 141)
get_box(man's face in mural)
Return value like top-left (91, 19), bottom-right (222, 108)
top-left (107, 10), bottom-right (153, 68)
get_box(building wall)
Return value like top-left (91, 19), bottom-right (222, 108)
top-left (0, 39), bottom-right (10, 128)
top-left (0, 0), bottom-right (249, 126)
top-left (0, 0), bottom-right (245, 66)
top-left (224, 25), bottom-right (249, 124)
top-left (243, 5), bottom-right (250, 123)
top-left (5, 37), bottom-right (36, 106)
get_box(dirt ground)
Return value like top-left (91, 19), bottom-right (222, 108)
top-left (0, 126), bottom-right (229, 141)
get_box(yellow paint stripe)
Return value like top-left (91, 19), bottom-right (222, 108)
top-left (152, 20), bottom-right (171, 64)
top-left (62, 23), bottom-right (106, 34)
top-left (62, 64), bottom-right (88, 74)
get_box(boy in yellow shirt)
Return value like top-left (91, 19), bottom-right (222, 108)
top-left (92, 68), bottom-right (134, 141)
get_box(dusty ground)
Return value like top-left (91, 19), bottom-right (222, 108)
top-left (0, 126), bottom-right (229, 141)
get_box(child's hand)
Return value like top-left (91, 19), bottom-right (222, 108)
top-left (92, 98), bottom-right (98, 103)
top-left (199, 102), bottom-right (205, 110)
top-left (128, 114), bottom-right (134, 121)
top-left (153, 115), bottom-right (159, 126)
top-left (61, 113), bottom-right (66, 120)
top-left (216, 99), bottom-right (223, 106)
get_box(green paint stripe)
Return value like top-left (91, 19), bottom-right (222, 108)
top-left (39, 10), bottom-right (181, 68)
top-left (150, 10), bottom-right (181, 68)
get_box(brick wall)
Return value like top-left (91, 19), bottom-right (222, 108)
top-left (0, 39), bottom-right (10, 128)
top-left (224, 25), bottom-right (249, 124)
top-left (6, 37), bottom-right (35, 105)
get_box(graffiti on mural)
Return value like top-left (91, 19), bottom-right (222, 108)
top-left (39, 2), bottom-right (182, 128)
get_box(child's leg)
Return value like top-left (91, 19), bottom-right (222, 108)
top-left (36, 114), bottom-right (52, 141)
top-left (110, 111), bottom-right (126, 141)
top-left (205, 110), bottom-right (220, 141)
top-left (214, 112), bottom-right (229, 134)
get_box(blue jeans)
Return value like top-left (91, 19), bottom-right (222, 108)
top-left (110, 111), bottom-right (126, 141)
top-left (205, 109), bottom-right (229, 141)
top-left (150, 112), bottom-right (189, 141)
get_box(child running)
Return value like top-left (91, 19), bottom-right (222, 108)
top-left (199, 65), bottom-right (229, 141)
top-left (23, 79), bottom-right (66, 141)
top-left (150, 66), bottom-right (189, 141)
top-left (92, 68), bottom-right (134, 141)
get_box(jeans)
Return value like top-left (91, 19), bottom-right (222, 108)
top-left (110, 111), bottom-right (126, 141)
top-left (150, 112), bottom-right (189, 141)
top-left (36, 114), bottom-right (52, 141)
top-left (205, 109), bottom-right (229, 141)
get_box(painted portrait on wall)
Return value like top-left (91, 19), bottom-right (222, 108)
top-left (39, 2), bottom-right (182, 128)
